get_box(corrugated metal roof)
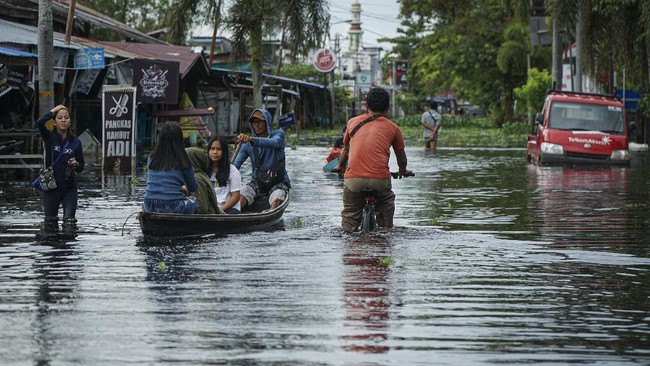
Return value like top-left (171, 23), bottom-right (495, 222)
top-left (212, 68), bottom-right (325, 90)
top-left (0, 45), bottom-right (37, 58)
top-left (101, 42), bottom-right (207, 77)
top-left (0, 18), bottom-right (78, 50)
top-left (0, 19), bottom-right (150, 61)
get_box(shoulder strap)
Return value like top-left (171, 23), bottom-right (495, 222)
top-left (51, 140), bottom-right (70, 166)
top-left (428, 111), bottom-right (439, 124)
top-left (252, 145), bottom-right (262, 169)
top-left (349, 114), bottom-right (381, 138)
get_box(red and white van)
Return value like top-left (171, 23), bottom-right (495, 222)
top-left (527, 91), bottom-right (631, 165)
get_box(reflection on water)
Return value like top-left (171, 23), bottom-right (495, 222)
top-left (0, 147), bottom-right (649, 364)
top-left (342, 235), bottom-right (392, 354)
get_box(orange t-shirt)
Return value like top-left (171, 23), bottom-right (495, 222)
top-left (343, 114), bottom-right (405, 179)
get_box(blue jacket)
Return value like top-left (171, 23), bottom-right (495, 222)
top-left (233, 109), bottom-right (291, 188)
top-left (36, 111), bottom-right (85, 190)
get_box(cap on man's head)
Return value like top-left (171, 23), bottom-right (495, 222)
top-left (249, 110), bottom-right (265, 122)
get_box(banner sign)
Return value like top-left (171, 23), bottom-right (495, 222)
top-left (72, 69), bottom-right (101, 95)
top-left (395, 61), bottom-right (409, 87)
top-left (74, 48), bottom-right (105, 69)
top-left (279, 113), bottom-right (296, 127)
top-left (132, 59), bottom-right (179, 104)
top-left (102, 86), bottom-right (137, 174)
top-left (53, 49), bottom-right (69, 84)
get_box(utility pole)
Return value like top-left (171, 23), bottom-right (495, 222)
top-left (38, 0), bottom-right (55, 115)
top-left (64, 0), bottom-right (76, 45)
top-left (575, 8), bottom-right (582, 92)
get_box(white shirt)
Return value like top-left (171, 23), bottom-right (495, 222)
top-left (211, 164), bottom-right (242, 211)
top-left (421, 109), bottom-right (441, 138)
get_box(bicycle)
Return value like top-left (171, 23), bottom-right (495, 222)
top-left (358, 171), bottom-right (415, 234)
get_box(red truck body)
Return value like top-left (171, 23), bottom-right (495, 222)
top-left (527, 91), bottom-right (630, 165)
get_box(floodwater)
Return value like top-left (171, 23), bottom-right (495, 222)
top-left (1, 147), bottom-right (649, 365)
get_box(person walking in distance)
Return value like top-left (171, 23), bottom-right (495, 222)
top-left (422, 99), bottom-right (441, 152)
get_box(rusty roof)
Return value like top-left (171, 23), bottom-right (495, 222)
top-left (100, 42), bottom-right (208, 77)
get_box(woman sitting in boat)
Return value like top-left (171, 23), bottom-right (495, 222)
top-left (142, 122), bottom-right (199, 214)
top-left (207, 135), bottom-right (242, 214)
top-left (233, 109), bottom-right (290, 211)
top-left (185, 147), bottom-right (219, 214)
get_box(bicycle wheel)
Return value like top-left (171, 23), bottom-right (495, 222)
top-left (361, 204), bottom-right (376, 234)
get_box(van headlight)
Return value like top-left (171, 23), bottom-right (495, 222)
top-left (610, 149), bottom-right (630, 160)
top-left (541, 142), bottom-right (564, 155)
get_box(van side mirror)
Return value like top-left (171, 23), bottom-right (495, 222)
top-left (535, 113), bottom-right (544, 124)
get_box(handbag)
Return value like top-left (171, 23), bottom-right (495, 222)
top-left (252, 147), bottom-right (285, 193)
top-left (33, 141), bottom-right (69, 192)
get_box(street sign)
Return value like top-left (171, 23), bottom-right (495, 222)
top-left (395, 61), bottom-right (409, 87)
top-left (74, 48), bottom-right (105, 69)
top-left (313, 48), bottom-right (336, 73)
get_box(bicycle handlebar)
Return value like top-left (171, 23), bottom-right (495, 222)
top-left (330, 170), bottom-right (415, 179)
top-left (390, 172), bottom-right (415, 179)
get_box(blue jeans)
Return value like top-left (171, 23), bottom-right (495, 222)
top-left (43, 188), bottom-right (78, 219)
top-left (142, 197), bottom-right (198, 214)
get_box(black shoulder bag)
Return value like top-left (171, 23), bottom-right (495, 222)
top-left (349, 114), bottom-right (382, 139)
top-left (253, 147), bottom-right (285, 193)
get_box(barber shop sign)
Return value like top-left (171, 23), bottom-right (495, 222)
top-left (132, 59), bottom-right (179, 104)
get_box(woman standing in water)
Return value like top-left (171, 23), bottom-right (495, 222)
top-left (35, 104), bottom-right (85, 228)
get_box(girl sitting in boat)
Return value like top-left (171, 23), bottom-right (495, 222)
top-left (142, 122), bottom-right (199, 214)
top-left (208, 135), bottom-right (242, 214)
top-left (185, 147), bottom-right (219, 214)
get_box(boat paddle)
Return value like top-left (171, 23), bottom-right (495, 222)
top-left (231, 141), bottom-right (242, 164)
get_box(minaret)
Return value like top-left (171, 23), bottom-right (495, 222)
top-left (348, 0), bottom-right (363, 52)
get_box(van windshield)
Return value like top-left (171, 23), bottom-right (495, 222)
top-left (549, 102), bottom-right (625, 134)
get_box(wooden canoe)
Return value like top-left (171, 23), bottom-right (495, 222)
top-left (138, 193), bottom-right (289, 238)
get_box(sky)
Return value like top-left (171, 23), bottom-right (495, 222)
top-left (327, 0), bottom-right (403, 52)
top-left (193, 0), bottom-right (403, 52)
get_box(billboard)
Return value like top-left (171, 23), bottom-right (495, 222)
top-left (102, 86), bottom-right (137, 175)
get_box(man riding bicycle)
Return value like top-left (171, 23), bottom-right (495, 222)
top-left (332, 87), bottom-right (413, 233)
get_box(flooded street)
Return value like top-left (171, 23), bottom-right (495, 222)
top-left (1, 146), bottom-right (649, 365)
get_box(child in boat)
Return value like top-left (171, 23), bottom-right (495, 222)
top-left (326, 136), bottom-right (344, 163)
top-left (207, 135), bottom-right (242, 214)
top-left (185, 147), bottom-right (219, 214)
top-left (142, 122), bottom-right (199, 214)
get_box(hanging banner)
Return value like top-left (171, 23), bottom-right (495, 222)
top-left (102, 86), bottom-right (137, 175)
top-left (73, 69), bottom-right (101, 95)
top-left (74, 48), bottom-right (105, 69)
top-left (132, 59), bottom-right (179, 104)
top-left (53, 49), bottom-right (69, 84)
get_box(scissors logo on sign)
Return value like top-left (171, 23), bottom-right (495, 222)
top-left (109, 94), bottom-right (129, 117)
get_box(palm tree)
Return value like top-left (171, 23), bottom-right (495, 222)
top-left (164, 0), bottom-right (327, 108)
top-left (546, 0), bottom-right (579, 89)
top-left (226, 0), bottom-right (327, 107)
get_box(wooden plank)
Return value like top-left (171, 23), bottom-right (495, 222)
top-left (0, 154), bottom-right (43, 159)
top-left (0, 164), bottom-right (42, 169)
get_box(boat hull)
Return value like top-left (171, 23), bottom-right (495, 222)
top-left (138, 194), bottom-right (289, 238)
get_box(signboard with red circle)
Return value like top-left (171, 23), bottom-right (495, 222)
top-left (313, 48), bottom-right (336, 73)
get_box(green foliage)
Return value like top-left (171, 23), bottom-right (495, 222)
top-left (79, 0), bottom-right (174, 40)
top-left (395, 92), bottom-right (421, 116)
top-left (514, 68), bottom-right (551, 115)
top-left (378, 257), bottom-right (392, 266)
top-left (278, 64), bottom-right (322, 81)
